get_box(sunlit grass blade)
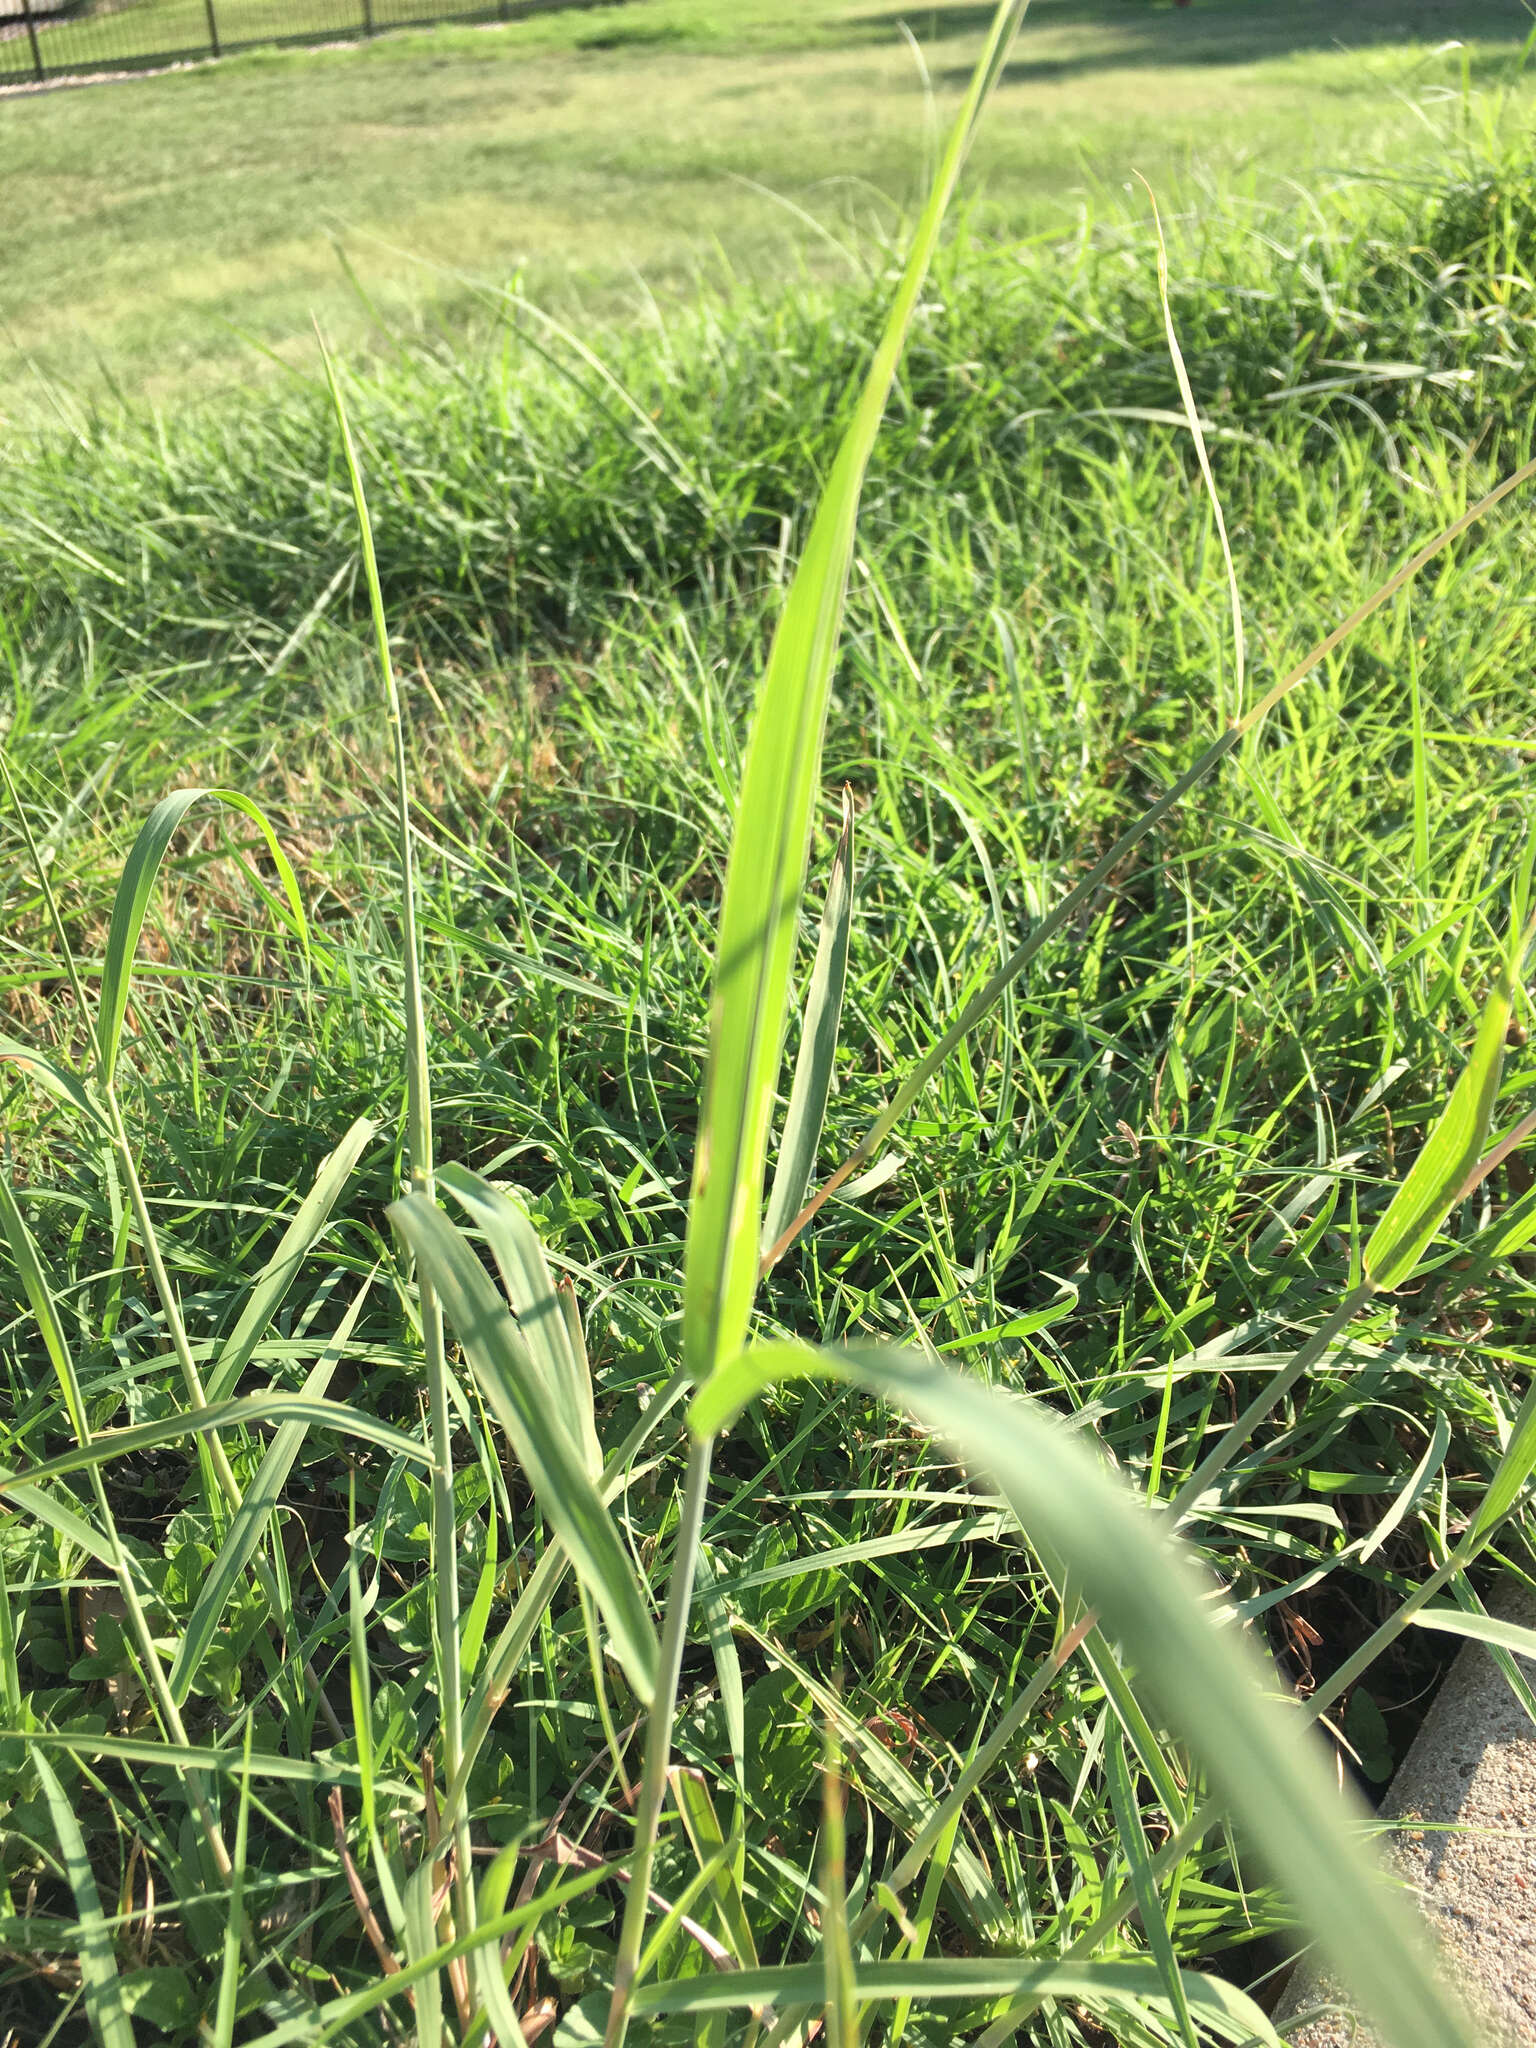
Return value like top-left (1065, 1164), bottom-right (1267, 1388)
top-left (95, 787), bottom-right (307, 1087)
top-left (388, 1190), bottom-right (659, 1701)
top-left (34, 1751), bottom-right (135, 2048)
top-left (820, 1720), bottom-right (858, 2048)
top-left (439, 1161), bottom-right (601, 1476)
top-left (681, 0), bottom-right (1032, 1385)
top-left (205, 1116), bottom-right (377, 1403)
top-left (1409, 1607), bottom-right (1536, 1657)
top-left (762, 788), bottom-right (855, 1260)
top-left (213, 1721), bottom-right (256, 2048)
top-left (692, 1341), bottom-right (1473, 2048)
top-left (1365, 927), bottom-right (1524, 1290)
top-left (170, 1274), bottom-right (374, 1704)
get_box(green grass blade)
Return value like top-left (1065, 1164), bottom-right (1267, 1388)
top-left (96, 788), bottom-right (306, 1087)
top-left (1410, 1607), bottom-right (1536, 1657)
top-left (34, 1751), bottom-right (135, 2048)
top-left (1105, 1723), bottom-right (1197, 2048)
top-left (0, 1033), bottom-right (108, 1130)
top-left (388, 1190), bottom-right (659, 1702)
top-left (0, 1393), bottom-right (435, 1489)
top-left (762, 790), bottom-right (855, 1259)
top-left (1, 1482), bottom-right (116, 1569)
top-left (820, 1722), bottom-right (858, 2048)
top-left (439, 1161), bottom-right (601, 1477)
top-left (633, 1957), bottom-right (1280, 2032)
top-left (693, 1342), bottom-right (1473, 2048)
top-left (205, 1116), bottom-right (377, 1403)
top-left (213, 1721), bottom-right (256, 2048)
top-left (1464, 1377), bottom-right (1536, 1550)
top-left (1365, 933), bottom-right (1522, 1290)
top-left (668, 1767), bottom-right (758, 1970)
top-left (681, 0), bottom-right (1032, 1385)
top-left (170, 1275), bottom-right (374, 1705)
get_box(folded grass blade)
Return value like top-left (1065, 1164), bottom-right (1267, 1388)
top-left (388, 1190), bottom-right (659, 1702)
top-left (206, 1117), bottom-right (377, 1404)
top-left (439, 1161), bottom-right (601, 1477)
top-left (1365, 931), bottom-right (1524, 1291)
top-left (762, 789), bottom-right (855, 1260)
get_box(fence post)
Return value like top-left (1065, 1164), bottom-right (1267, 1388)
top-left (361, 0), bottom-right (374, 34)
top-left (20, 0), bottom-right (44, 83)
top-left (203, 0), bottom-right (221, 57)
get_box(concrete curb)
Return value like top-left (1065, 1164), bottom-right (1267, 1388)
top-left (1280, 1584), bottom-right (1536, 2046)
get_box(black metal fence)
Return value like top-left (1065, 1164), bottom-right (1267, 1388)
top-left (0, 0), bottom-right (608, 86)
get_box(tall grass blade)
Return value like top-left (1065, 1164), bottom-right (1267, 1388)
top-left (776, 453), bottom-right (1536, 1263)
top-left (0, 1032), bottom-right (107, 1129)
top-left (171, 1275), bottom-right (374, 1704)
top-left (35, 1752), bottom-right (135, 2048)
top-left (205, 1116), bottom-right (377, 1402)
top-left (692, 1342), bottom-right (1474, 2048)
top-left (388, 1191), bottom-right (659, 1701)
top-left (762, 789), bottom-right (855, 1259)
top-left (1105, 1722), bottom-right (1197, 2048)
top-left (681, 0), bottom-right (1032, 1385)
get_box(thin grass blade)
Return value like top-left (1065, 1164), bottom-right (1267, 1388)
top-left (205, 1117), bottom-right (376, 1403)
top-left (762, 790), bottom-right (855, 1258)
top-left (170, 1276), bottom-right (374, 1704)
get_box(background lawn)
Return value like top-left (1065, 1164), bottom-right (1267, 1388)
top-left (2, 0), bottom-right (1533, 415)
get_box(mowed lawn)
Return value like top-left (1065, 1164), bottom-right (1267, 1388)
top-left (2, 0), bottom-right (1532, 415)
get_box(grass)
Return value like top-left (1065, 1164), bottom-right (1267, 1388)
top-left (6, 12), bottom-right (1536, 2044)
top-left (2, 0), bottom-right (1535, 415)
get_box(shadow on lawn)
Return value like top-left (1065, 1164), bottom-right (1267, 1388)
top-left (845, 0), bottom-right (1532, 87)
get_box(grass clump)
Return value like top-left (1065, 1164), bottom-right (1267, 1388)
top-left (4, 30), bottom-right (1536, 2047)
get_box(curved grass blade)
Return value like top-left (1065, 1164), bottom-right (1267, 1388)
top-left (0, 1033), bottom-right (107, 1131)
top-left (7, 1724), bottom-right (420, 1796)
top-left (439, 1161), bottom-right (601, 1477)
top-left (97, 788), bottom-right (307, 1087)
top-left (692, 1342), bottom-right (1473, 2048)
top-left (0, 1394), bottom-right (433, 1490)
top-left (170, 1275), bottom-right (375, 1705)
top-left (34, 1752), bottom-right (134, 2048)
top-left (206, 1117), bottom-right (377, 1404)
top-left (762, 789), bottom-right (855, 1259)
top-left (681, 0), bottom-right (1033, 1385)
top-left (388, 1190), bottom-right (659, 1702)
